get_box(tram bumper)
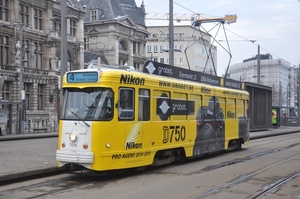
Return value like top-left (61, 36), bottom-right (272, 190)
top-left (56, 150), bottom-right (94, 164)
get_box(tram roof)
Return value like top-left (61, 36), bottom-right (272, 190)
top-left (68, 62), bottom-right (246, 91)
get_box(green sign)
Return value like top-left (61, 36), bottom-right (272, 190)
top-left (272, 108), bottom-right (277, 124)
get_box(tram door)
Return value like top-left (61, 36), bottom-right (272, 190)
top-left (137, 89), bottom-right (151, 151)
top-left (118, 88), bottom-right (150, 153)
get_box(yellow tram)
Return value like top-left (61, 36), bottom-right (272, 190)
top-left (56, 61), bottom-right (249, 171)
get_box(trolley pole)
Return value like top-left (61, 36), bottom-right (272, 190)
top-left (59, 0), bottom-right (68, 119)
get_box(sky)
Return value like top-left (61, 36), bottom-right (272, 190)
top-left (135, 0), bottom-right (300, 76)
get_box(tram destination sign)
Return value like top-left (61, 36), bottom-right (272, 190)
top-left (67, 71), bottom-right (99, 83)
top-left (143, 61), bottom-right (242, 90)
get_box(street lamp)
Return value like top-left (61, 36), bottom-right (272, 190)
top-left (249, 41), bottom-right (262, 84)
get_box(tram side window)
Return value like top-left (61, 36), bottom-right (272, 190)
top-left (138, 89), bottom-right (150, 121)
top-left (227, 98), bottom-right (236, 119)
top-left (118, 88), bottom-right (134, 120)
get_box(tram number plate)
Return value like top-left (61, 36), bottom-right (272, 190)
top-left (69, 143), bottom-right (77, 147)
top-left (163, 125), bottom-right (186, 143)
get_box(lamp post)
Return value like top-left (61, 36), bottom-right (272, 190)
top-left (17, 24), bottom-right (25, 134)
top-left (59, 0), bottom-right (67, 120)
top-left (298, 65), bottom-right (300, 126)
top-left (249, 40), bottom-right (261, 84)
top-left (257, 44), bottom-right (261, 84)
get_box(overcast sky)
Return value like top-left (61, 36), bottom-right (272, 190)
top-left (135, 0), bottom-right (300, 76)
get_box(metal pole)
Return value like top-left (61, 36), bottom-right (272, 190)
top-left (169, 0), bottom-right (174, 66)
top-left (18, 25), bottom-right (24, 134)
top-left (60, 0), bottom-right (68, 120)
top-left (257, 44), bottom-right (260, 84)
top-left (298, 65), bottom-right (300, 126)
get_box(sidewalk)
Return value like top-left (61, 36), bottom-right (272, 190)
top-left (0, 131), bottom-right (58, 141)
top-left (0, 127), bottom-right (300, 184)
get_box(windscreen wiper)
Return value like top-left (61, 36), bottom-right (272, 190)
top-left (67, 108), bottom-right (90, 127)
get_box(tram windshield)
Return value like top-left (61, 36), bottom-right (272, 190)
top-left (62, 88), bottom-right (113, 121)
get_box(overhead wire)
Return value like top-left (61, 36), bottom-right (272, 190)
top-left (153, 0), bottom-right (300, 67)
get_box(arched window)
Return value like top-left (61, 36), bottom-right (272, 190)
top-left (119, 39), bottom-right (128, 51)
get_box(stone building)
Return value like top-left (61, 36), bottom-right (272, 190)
top-left (0, 0), bottom-right (85, 134)
top-left (79, 0), bottom-right (148, 70)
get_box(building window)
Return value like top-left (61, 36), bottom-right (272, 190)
top-left (179, 45), bottom-right (184, 52)
top-left (38, 84), bottom-right (44, 110)
top-left (160, 58), bottom-right (164, 63)
top-left (153, 57), bottom-right (158, 62)
top-left (24, 83), bottom-right (31, 110)
top-left (52, 14), bottom-right (61, 31)
top-left (134, 63), bottom-right (140, 70)
top-left (0, 0), bottom-right (8, 21)
top-left (180, 57), bottom-right (184, 65)
top-left (179, 33), bottom-right (184, 41)
top-left (58, 53), bottom-right (71, 71)
top-left (160, 45), bottom-right (164, 53)
top-left (84, 38), bottom-right (90, 50)
top-left (119, 40), bottom-right (127, 51)
top-left (34, 42), bottom-right (43, 69)
top-left (70, 19), bottom-right (76, 36)
top-left (34, 8), bottom-right (43, 30)
top-left (153, 46), bottom-right (158, 53)
top-left (91, 10), bottom-right (97, 21)
top-left (133, 41), bottom-right (137, 54)
top-left (147, 45), bottom-right (151, 53)
top-left (132, 42), bottom-right (141, 55)
top-left (160, 34), bottom-right (166, 41)
top-left (20, 4), bottom-right (29, 25)
top-left (0, 35), bottom-right (8, 65)
top-left (2, 81), bottom-right (10, 108)
top-left (137, 42), bottom-right (141, 55)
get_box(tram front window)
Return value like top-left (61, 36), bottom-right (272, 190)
top-left (63, 88), bottom-right (113, 121)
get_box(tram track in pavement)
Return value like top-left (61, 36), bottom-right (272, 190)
top-left (191, 154), bottom-right (300, 199)
top-left (2, 133), bottom-right (300, 198)
top-left (0, 169), bottom-right (140, 199)
top-left (3, 150), bottom-right (300, 199)
top-left (249, 170), bottom-right (300, 199)
top-left (2, 135), bottom-right (300, 183)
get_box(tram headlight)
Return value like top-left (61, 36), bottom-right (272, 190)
top-left (69, 133), bottom-right (77, 142)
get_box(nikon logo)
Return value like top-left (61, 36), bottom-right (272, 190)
top-left (120, 74), bottom-right (145, 85)
top-left (126, 142), bottom-right (142, 149)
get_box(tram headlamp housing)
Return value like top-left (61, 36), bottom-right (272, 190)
top-left (69, 133), bottom-right (77, 142)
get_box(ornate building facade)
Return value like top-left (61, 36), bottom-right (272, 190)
top-left (0, 0), bottom-right (85, 134)
top-left (79, 0), bottom-right (148, 70)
